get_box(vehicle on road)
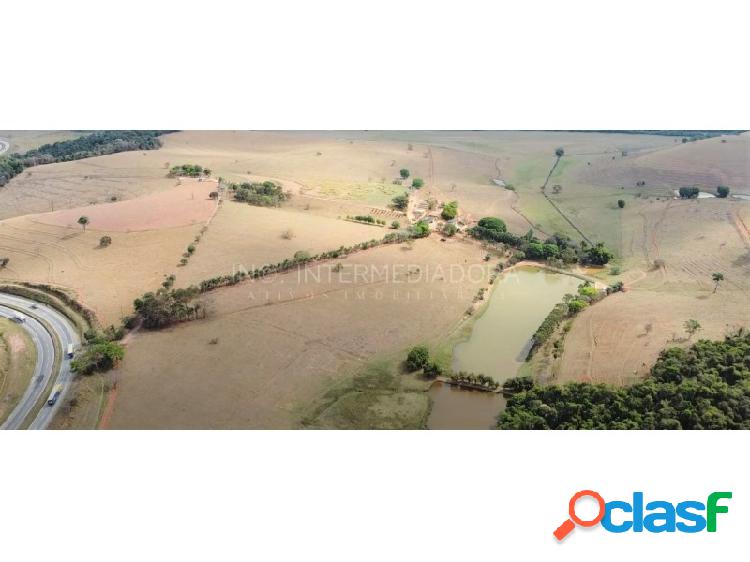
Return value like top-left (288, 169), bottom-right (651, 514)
top-left (66, 343), bottom-right (75, 359)
top-left (12, 311), bottom-right (27, 323)
top-left (47, 384), bottom-right (63, 406)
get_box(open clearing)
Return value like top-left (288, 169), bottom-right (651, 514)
top-left (557, 197), bottom-right (750, 385)
top-left (177, 200), bottom-right (393, 287)
top-left (0, 317), bottom-right (37, 424)
top-left (0, 130), bottom-right (80, 155)
top-left (108, 237), bottom-right (489, 429)
top-left (0, 181), bottom-right (217, 325)
top-left (1, 130), bottom-right (748, 428)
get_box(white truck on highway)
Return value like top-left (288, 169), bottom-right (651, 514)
top-left (66, 343), bottom-right (75, 359)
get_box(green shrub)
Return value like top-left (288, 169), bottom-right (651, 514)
top-left (405, 345), bottom-right (429, 371)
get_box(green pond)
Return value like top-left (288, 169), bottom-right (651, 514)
top-left (428, 266), bottom-right (583, 429)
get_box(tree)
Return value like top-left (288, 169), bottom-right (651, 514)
top-left (399, 168), bottom-right (410, 180)
top-left (422, 361), bottom-right (444, 378)
top-left (711, 272), bottom-right (724, 293)
top-left (209, 191), bottom-right (219, 199)
top-left (684, 319), bottom-right (701, 339)
top-left (678, 186), bottom-right (700, 199)
top-left (410, 220), bottom-right (430, 238)
top-left (477, 217), bottom-right (506, 232)
top-left (567, 300), bottom-right (588, 314)
top-left (584, 243), bottom-right (614, 265)
top-left (412, 178), bottom-right (424, 188)
top-left (716, 185), bottom-right (730, 198)
top-left (617, 199), bottom-right (625, 209)
top-left (552, 184), bottom-right (562, 194)
top-left (391, 220), bottom-right (400, 229)
top-left (442, 223), bottom-right (457, 237)
top-left (391, 193), bottom-right (409, 210)
top-left (405, 345), bottom-right (429, 371)
top-left (441, 201), bottom-right (458, 220)
top-left (555, 147), bottom-right (565, 158)
top-left (77, 216), bottom-right (90, 231)
top-left (99, 235), bottom-right (112, 248)
top-left (0, 257), bottom-right (9, 268)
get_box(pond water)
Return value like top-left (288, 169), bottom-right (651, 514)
top-left (427, 266), bottom-right (583, 429)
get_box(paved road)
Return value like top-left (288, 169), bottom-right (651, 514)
top-left (0, 293), bottom-right (80, 430)
top-left (0, 138), bottom-right (9, 155)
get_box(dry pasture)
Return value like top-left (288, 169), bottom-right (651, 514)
top-left (108, 237), bottom-right (489, 429)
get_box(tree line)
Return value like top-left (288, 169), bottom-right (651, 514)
top-left (0, 130), bottom-right (170, 186)
top-left (132, 225), bottom-right (432, 329)
top-left (499, 330), bottom-right (750, 429)
top-left (469, 216), bottom-right (615, 266)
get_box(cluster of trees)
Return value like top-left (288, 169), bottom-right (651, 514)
top-left (469, 217), bottom-right (615, 266)
top-left (405, 345), bottom-right (444, 378)
top-left (405, 346), bottom-right (499, 390)
top-left (70, 330), bottom-right (126, 375)
top-left (133, 285), bottom-right (203, 329)
top-left (0, 131), bottom-right (168, 186)
top-left (169, 164), bottom-right (210, 177)
top-left (500, 330), bottom-right (750, 429)
top-left (448, 371), bottom-right (499, 391)
top-left (231, 180), bottom-right (289, 207)
top-left (679, 186), bottom-right (701, 199)
top-left (410, 220), bottom-right (430, 238)
top-left (392, 192), bottom-right (409, 210)
top-left (441, 201), bottom-right (458, 220)
top-left (502, 376), bottom-right (534, 394)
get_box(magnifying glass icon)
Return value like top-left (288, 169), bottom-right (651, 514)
top-left (553, 490), bottom-right (606, 541)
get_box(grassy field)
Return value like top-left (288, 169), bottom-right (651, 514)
top-left (300, 358), bottom-right (431, 429)
top-left (556, 197), bottom-right (750, 385)
top-left (0, 317), bottom-right (37, 424)
top-left (1, 130), bottom-right (747, 427)
top-left (0, 130), bottom-right (81, 154)
top-left (107, 237), bottom-right (488, 429)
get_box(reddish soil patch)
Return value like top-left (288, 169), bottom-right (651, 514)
top-left (33, 179), bottom-right (218, 232)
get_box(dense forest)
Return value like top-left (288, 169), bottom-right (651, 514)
top-left (572, 130), bottom-right (745, 139)
top-left (0, 130), bottom-right (170, 186)
top-left (499, 331), bottom-right (750, 429)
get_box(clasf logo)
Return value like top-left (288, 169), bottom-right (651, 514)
top-left (554, 490), bottom-right (732, 541)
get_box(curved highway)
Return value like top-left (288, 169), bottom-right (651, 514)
top-left (0, 293), bottom-right (80, 430)
top-left (0, 138), bottom-right (9, 155)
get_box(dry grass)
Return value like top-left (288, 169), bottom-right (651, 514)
top-left (176, 201), bottom-right (388, 288)
top-left (0, 130), bottom-right (80, 154)
top-left (557, 197), bottom-right (750, 385)
top-left (0, 317), bottom-right (37, 424)
top-left (108, 237), bottom-right (489, 429)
